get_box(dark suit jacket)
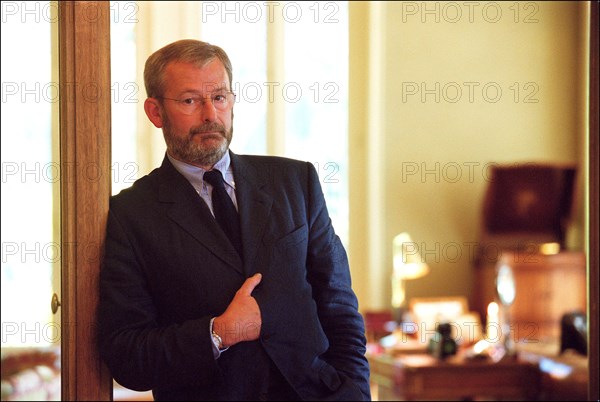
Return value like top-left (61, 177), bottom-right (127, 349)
top-left (98, 152), bottom-right (371, 401)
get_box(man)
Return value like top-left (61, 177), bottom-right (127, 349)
top-left (98, 39), bottom-right (370, 401)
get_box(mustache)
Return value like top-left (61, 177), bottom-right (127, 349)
top-left (190, 122), bottom-right (226, 136)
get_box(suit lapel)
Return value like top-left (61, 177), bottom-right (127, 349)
top-left (230, 152), bottom-right (273, 276)
top-left (157, 156), bottom-right (244, 274)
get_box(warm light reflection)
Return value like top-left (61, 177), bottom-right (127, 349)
top-left (473, 339), bottom-right (492, 354)
top-left (486, 302), bottom-right (500, 342)
top-left (540, 242), bottom-right (561, 255)
top-left (487, 302), bottom-right (499, 316)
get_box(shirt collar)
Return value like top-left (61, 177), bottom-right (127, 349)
top-left (167, 151), bottom-right (235, 193)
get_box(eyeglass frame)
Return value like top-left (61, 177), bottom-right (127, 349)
top-left (156, 90), bottom-right (236, 114)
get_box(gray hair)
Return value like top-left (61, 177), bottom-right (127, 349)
top-left (144, 39), bottom-right (233, 98)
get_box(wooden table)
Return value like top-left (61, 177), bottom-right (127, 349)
top-left (368, 352), bottom-right (541, 400)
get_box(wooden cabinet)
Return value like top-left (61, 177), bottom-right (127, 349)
top-left (474, 251), bottom-right (586, 341)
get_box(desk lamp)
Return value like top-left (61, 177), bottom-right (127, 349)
top-left (391, 232), bottom-right (430, 327)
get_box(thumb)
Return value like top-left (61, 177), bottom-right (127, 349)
top-left (239, 273), bottom-right (262, 296)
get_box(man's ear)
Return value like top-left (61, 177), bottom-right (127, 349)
top-left (144, 98), bottom-right (164, 128)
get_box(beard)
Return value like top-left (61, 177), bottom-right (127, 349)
top-left (162, 113), bottom-right (233, 167)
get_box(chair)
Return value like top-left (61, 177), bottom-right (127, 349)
top-left (363, 310), bottom-right (393, 343)
top-left (560, 310), bottom-right (587, 355)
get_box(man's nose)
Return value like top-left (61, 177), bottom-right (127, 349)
top-left (200, 98), bottom-right (217, 122)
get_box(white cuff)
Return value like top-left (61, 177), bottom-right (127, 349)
top-left (209, 317), bottom-right (229, 359)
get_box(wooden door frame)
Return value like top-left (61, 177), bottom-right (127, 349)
top-left (588, 1), bottom-right (598, 400)
top-left (59, 1), bottom-right (112, 400)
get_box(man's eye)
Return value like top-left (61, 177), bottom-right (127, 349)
top-left (181, 98), bottom-right (197, 105)
top-left (213, 94), bottom-right (226, 102)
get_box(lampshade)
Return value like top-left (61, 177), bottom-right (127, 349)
top-left (392, 232), bottom-right (430, 280)
top-left (391, 233), bottom-right (430, 310)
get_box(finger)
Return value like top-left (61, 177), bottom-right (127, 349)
top-left (238, 273), bottom-right (262, 296)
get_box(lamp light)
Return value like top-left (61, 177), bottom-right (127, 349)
top-left (391, 232), bottom-right (430, 325)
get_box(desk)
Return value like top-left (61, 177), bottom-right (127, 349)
top-left (368, 352), bottom-right (540, 400)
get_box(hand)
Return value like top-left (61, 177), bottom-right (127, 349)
top-left (213, 273), bottom-right (262, 348)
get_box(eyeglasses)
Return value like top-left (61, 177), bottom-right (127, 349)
top-left (158, 91), bottom-right (236, 115)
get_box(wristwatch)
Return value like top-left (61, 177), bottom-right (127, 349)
top-left (210, 317), bottom-right (224, 350)
top-left (212, 329), bottom-right (224, 350)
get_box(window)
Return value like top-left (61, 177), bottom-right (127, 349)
top-left (282, 1), bottom-right (349, 245)
top-left (110, 1), bottom-right (349, 244)
top-left (111, 1), bottom-right (139, 195)
top-left (1, 0), bottom-right (59, 347)
top-left (202, 4), bottom-right (268, 155)
top-left (202, 1), bottom-right (349, 245)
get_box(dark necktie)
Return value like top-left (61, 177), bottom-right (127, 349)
top-left (203, 169), bottom-right (243, 259)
